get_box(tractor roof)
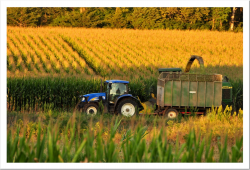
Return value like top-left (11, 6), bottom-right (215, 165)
top-left (105, 80), bottom-right (129, 84)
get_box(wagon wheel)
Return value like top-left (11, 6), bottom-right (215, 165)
top-left (164, 108), bottom-right (179, 120)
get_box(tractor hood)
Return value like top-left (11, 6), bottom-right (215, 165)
top-left (81, 92), bottom-right (106, 102)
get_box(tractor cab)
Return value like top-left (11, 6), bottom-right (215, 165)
top-left (104, 80), bottom-right (129, 104)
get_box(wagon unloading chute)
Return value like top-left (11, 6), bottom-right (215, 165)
top-left (184, 55), bottom-right (204, 73)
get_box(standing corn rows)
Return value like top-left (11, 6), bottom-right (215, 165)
top-left (104, 39), bottom-right (139, 72)
top-left (7, 51), bottom-right (13, 71)
top-left (7, 39), bottom-right (23, 71)
top-left (7, 76), bottom-right (157, 111)
top-left (46, 36), bottom-right (78, 74)
top-left (93, 38), bottom-right (126, 76)
top-left (83, 38), bottom-right (118, 75)
top-left (75, 37), bottom-right (111, 76)
top-left (61, 35), bottom-right (108, 77)
top-left (38, 35), bottom-right (78, 74)
top-left (22, 35), bottom-right (50, 73)
top-left (116, 38), bottom-right (154, 74)
top-left (29, 34), bottom-right (60, 73)
top-left (18, 34), bottom-right (41, 72)
top-left (53, 35), bottom-right (91, 75)
top-left (7, 77), bottom-right (103, 111)
top-left (6, 27), bottom-right (243, 81)
top-left (120, 38), bottom-right (158, 74)
top-left (100, 39), bottom-right (135, 75)
top-left (9, 34), bottom-right (33, 71)
top-left (15, 34), bottom-right (40, 72)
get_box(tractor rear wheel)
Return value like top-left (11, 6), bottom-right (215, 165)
top-left (164, 108), bottom-right (178, 120)
top-left (117, 99), bottom-right (138, 117)
top-left (83, 103), bottom-right (98, 116)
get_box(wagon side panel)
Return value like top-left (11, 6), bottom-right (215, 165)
top-left (181, 81), bottom-right (189, 107)
top-left (214, 82), bottom-right (222, 107)
top-left (197, 81), bottom-right (206, 107)
top-left (205, 82), bottom-right (214, 107)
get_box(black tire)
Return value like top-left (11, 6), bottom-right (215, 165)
top-left (116, 98), bottom-right (138, 117)
top-left (83, 103), bottom-right (99, 116)
top-left (164, 108), bottom-right (178, 120)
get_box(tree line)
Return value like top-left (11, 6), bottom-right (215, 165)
top-left (7, 7), bottom-right (243, 31)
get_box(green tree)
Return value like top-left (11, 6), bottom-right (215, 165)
top-left (210, 7), bottom-right (231, 30)
top-left (108, 7), bottom-right (130, 28)
top-left (50, 10), bottom-right (82, 27)
top-left (7, 7), bottom-right (41, 27)
top-left (173, 7), bottom-right (210, 30)
top-left (6, 7), bottom-right (242, 31)
top-left (38, 7), bottom-right (69, 26)
top-left (160, 7), bottom-right (180, 29)
top-left (129, 7), bottom-right (163, 29)
top-left (80, 7), bottom-right (109, 28)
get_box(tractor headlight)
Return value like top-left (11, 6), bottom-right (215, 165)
top-left (82, 97), bottom-right (85, 102)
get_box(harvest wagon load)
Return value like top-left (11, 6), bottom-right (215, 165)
top-left (158, 72), bottom-right (223, 82)
top-left (157, 72), bottom-right (223, 110)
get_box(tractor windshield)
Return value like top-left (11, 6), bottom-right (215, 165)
top-left (109, 83), bottom-right (127, 103)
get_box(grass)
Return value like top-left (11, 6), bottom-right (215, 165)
top-left (7, 106), bottom-right (243, 162)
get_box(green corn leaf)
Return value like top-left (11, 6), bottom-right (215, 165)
top-left (207, 147), bottom-right (214, 162)
top-left (15, 151), bottom-right (27, 162)
top-left (72, 140), bottom-right (86, 162)
top-left (196, 138), bottom-right (205, 162)
top-left (181, 152), bottom-right (187, 162)
top-left (205, 132), bottom-right (212, 159)
top-left (157, 139), bottom-right (163, 162)
top-left (36, 122), bottom-right (41, 159)
top-left (38, 131), bottom-right (46, 162)
top-left (174, 143), bottom-right (186, 162)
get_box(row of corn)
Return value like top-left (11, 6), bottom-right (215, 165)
top-left (6, 76), bottom-right (243, 112)
top-left (7, 76), bottom-right (157, 111)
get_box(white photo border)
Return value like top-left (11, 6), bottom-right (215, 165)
top-left (1, 1), bottom-right (249, 169)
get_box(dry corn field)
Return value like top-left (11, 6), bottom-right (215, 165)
top-left (7, 27), bottom-right (243, 80)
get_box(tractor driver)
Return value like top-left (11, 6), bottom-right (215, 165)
top-left (109, 83), bottom-right (126, 102)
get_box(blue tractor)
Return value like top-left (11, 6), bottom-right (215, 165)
top-left (77, 80), bottom-right (144, 117)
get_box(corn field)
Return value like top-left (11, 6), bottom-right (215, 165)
top-left (7, 76), bottom-right (157, 111)
top-left (7, 109), bottom-right (243, 163)
top-left (7, 76), bottom-right (242, 112)
top-left (6, 27), bottom-right (244, 164)
top-left (7, 27), bottom-right (243, 81)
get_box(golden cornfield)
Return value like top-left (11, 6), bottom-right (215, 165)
top-left (7, 27), bottom-right (243, 80)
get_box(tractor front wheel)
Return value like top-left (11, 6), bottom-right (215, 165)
top-left (117, 99), bottom-right (138, 117)
top-left (83, 103), bottom-right (98, 116)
